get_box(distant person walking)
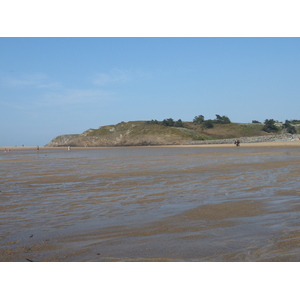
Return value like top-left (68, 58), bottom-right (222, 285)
top-left (234, 140), bottom-right (240, 146)
top-left (37, 146), bottom-right (39, 151)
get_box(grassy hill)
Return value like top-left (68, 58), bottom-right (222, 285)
top-left (85, 121), bottom-right (268, 140)
top-left (46, 120), bottom-right (286, 147)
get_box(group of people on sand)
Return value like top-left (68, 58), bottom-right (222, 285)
top-left (234, 140), bottom-right (240, 146)
top-left (3, 146), bottom-right (72, 153)
top-left (36, 146), bottom-right (71, 151)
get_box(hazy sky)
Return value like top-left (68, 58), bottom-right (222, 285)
top-left (1, 37), bottom-right (300, 146)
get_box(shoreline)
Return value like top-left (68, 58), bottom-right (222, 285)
top-left (1, 139), bottom-right (300, 151)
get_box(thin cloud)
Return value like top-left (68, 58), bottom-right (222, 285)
top-left (36, 82), bottom-right (61, 89)
top-left (92, 69), bottom-right (131, 86)
top-left (0, 73), bottom-right (61, 89)
top-left (1, 87), bottom-right (116, 111)
top-left (37, 88), bottom-right (116, 107)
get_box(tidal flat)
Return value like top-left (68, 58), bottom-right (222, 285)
top-left (1, 144), bottom-right (300, 261)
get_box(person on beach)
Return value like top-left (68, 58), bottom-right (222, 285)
top-left (234, 140), bottom-right (240, 146)
top-left (68, 146), bottom-right (71, 151)
top-left (37, 146), bottom-right (39, 151)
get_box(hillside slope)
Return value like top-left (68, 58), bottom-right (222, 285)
top-left (45, 121), bottom-right (288, 147)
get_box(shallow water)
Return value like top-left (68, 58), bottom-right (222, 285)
top-left (1, 146), bottom-right (300, 261)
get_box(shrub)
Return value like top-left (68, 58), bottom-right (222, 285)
top-left (203, 119), bottom-right (214, 128)
top-left (174, 119), bottom-right (183, 127)
top-left (161, 118), bottom-right (184, 127)
top-left (289, 119), bottom-right (300, 125)
top-left (193, 115), bottom-right (205, 124)
top-left (162, 118), bottom-right (175, 126)
top-left (262, 119), bottom-right (279, 133)
top-left (282, 120), bottom-right (297, 134)
top-left (213, 115), bottom-right (231, 124)
top-left (147, 119), bottom-right (159, 124)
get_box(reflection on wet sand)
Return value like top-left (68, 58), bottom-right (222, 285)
top-left (1, 145), bottom-right (300, 261)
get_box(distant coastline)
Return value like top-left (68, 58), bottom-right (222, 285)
top-left (44, 120), bottom-right (300, 148)
top-left (2, 139), bottom-right (300, 152)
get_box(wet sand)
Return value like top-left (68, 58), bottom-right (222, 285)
top-left (2, 139), bottom-right (300, 150)
top-left (1, 141), bottom-right (300, 261)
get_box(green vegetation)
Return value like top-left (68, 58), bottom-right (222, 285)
top-left (161, 118), bottom-right (184, 127)
top-left (288, 119), bottom-right (300, 125)
top-left (76, 113), bottom-right (298, 146)
top-left (147, 119), bottom-right (159, 124)
top-left (282, 120), bottom-right (297, 134)
top-left (147, 114), bottom-right (231, 130)
top-left (203, 119), bottom-right (214, 128)
top-left (48, 113), bottom-right (300, 147)
top-left (162, 118), bottom-right (175, 126)
top-left (192, 114), bottom-right (231, 129)
top-left (262, 119), bottom-right (279, 133)
top-left (86, 114), bottom-right (298, 141)
top-left (193, 115), bottom-right (205, 124)
top-left (214, 114), bottom-right (231, 124)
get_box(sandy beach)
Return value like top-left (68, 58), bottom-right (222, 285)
top-left (1, 140), bottom-right (300, 261)
top-left (1, 139), bottom-right (300, 150)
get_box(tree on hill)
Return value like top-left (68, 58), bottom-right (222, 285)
top-left (282, 120), bottom-right (297, 134)
top-left (203, 119), bottom-right (214, 128)
top-left (193, 114), bottom-right (231, 126)
top-left (193, 115), bottom-right (205, 124)
top-left (161, 118), bottom-right (184, 127)
top-left (262, 119), bottom-right (279, 133)
top-left (213, 115), bottom-right (231, 124)
top-left (174, 119), bottom-right (183, 127)
top-left (147, 119), bottom-right (159, 124)
top-left (289, 119), bottom-right (300, 125)
top-left (162, 118), bottom-right (175, 126)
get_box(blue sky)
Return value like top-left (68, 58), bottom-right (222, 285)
top-left (1, 37), bottom-right (300, 146)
